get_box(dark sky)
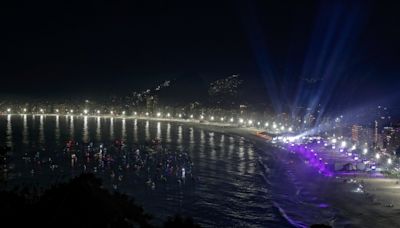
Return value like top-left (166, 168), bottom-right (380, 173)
top-left (1, 0), bottom-right (399, 112)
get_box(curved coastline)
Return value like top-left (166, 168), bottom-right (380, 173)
top-left (0, 113), bottom-right (335, 227)
top-left (3, 114), bottom-right (398, 228)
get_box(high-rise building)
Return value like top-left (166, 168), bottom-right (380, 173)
top-left (351, 125), bottom-right (363, 143)
top-left (374, 120), bottom-right (378, 148)
top-left (146, 95), bottom-right (158, 113)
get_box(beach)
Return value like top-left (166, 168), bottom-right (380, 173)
top-left (3, 114), bottom-right (400, 227)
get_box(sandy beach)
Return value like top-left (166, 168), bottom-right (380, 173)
top-left (189, 121), bottom-right (400, 228)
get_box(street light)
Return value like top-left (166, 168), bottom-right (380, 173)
top-left (239, 118), bottom-right (244, 123)
top-left (210, 116), bottom-right (214, 121)
top-left (70, 109), bottom-right (74, 113)
top-left (265, 122), bottom-right (269, 127)
top-left (145, 112), bottom-right (149, 116)
top-left (97, 110), bottom-right (100, 114)
top-left (6, 108), bottom-right (11, 113)
top-left (190, 114), bottom-right (194, 118)
top-left (40, 109), bottom-right (44, 113)
top-left (167, 113), bottom-right (170, 117)
top-left (375, 153), bottom-right (380, 160)
top-left (363, 148), bottom-right (368, 154)
top-left (388, 158), bottom-right (392, 164)
top-left (178, 114), bottom-right (182, 118)
top-left (200, 115), bottom-right (204, 120)
top-left (230, 118), bottom-right (234, 122)
top-left (248, 120), bottom-right (253, 125)
top-left (110, 111), bottom-right (114, 115)
top-left (341, 141), bottom-right (347, 148)
top-left (23, 108), bottom-right (27, 113)
top-left (157, 112), bottom-right (161, 117)
top-left (84, 109), bottom-right (88, 114)
top-left (122, 111), bottom-right (126, 115)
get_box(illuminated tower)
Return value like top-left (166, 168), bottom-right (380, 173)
top-left (352, 125), bottom-right (362, 143)
top-left (374, 120), bottom-right (378, 148)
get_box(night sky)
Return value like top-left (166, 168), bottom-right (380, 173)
top-left (1, 0), bottom-right (399, 112)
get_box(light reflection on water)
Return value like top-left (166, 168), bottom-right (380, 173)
top-left (69, 116), bottom-right (74, 139)
top-left (96, 117), bottom-right (101, 141)
top-left (0, 115), bottom-right (291, 227)
top-left (156, 122), bottom-right (161, 141)
top-left (110, 117), bottom-right (114, 140)
top-left (83, 116), bottom-right (88, 143)
top-left (55, 115), bottom-right (60, 142)
top-left (133, 119), bottom-right (138, 142)
top-left (6, 115), bottom-right (12, 149)
top-left (166, 123), bottom-right (171, 143)
top-left (122, 118), bottom-right (126, 142)
top-left (23, 115), bottom-right (29, 146)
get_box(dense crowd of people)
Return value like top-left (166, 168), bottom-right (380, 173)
top-left (16, 139), bottom-right (196, 191)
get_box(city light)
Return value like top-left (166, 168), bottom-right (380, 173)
top-left (2, 6), bottom-right (399, 225)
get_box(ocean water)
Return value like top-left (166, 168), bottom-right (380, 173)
top-left (0, 114), bottom-right (327, 227)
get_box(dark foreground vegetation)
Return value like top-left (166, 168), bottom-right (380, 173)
top-left (0, 173), bottom-right (199, 228)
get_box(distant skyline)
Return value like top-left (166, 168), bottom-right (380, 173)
top-left (1, 0), bottom-right (399, 114)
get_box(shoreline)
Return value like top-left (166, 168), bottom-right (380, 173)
top-left (3, 114), bottom-right (399, 227)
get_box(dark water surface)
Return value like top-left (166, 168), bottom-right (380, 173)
top-left (0, 114), bottom-right (293, 227)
